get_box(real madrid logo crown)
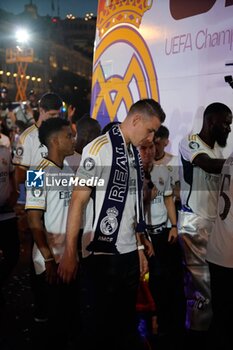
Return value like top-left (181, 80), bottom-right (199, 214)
top-left (107, 207), bottom-right (119, 217)
top-left (97, 0), bottom-right (153, 38)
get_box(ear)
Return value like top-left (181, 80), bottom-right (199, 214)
top-left (50, 134), bottom-right (59, 148)
top-left (165, 139), bottom-right (169, 147)
top-left (39, 107), bottom-right (46, 120)
top-left (132, 113), bottom-right (141, 127)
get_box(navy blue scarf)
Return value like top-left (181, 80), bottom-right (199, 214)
top-left (86, 124), bottom-right (146, 254)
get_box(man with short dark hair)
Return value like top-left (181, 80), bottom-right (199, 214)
top-left (26, 117), bottom-right (76, 349)
top-left (12, 92), bottom-right (63, 322)
top-left (58, 98), bottom-right (165, 349)
top-left (178, 102), bottom-right (232, 340)
top-left (154, 125), bottom-right (181, 206)
top-left (13, 92), bottom-right (63, 189)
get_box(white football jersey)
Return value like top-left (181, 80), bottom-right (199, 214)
top-left (179, 134), bottom-right (223, 221)
top-left (145, 163), bottom-right (172, 230)
top-left (12, 124), bottom-right (47, 167)
top-left (25, 158), bottom-right (74, 274)
top-left (155, 152), bottom-right (179, 186)
top-left (76, 133), bottom-right (139, 257)
top-left (206, 154), bottom-right (233, 267)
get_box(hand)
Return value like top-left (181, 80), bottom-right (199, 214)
top-left (143, 237), bottom-right (155, 257)
top-left (67, 105), bottom-right (76, 121)
top-left (168, 227), bottom-right (178, 244)
top-left (45, 260), bottom-right (59, 284)
top-left (57, 251), bottom-right (78, 284)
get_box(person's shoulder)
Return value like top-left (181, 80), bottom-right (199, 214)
top-left (19, 124), bottom-right (37, 143)
top-left (179, 133), bottom-right (197, 143)
top-left (179, 133), bottom-right (200, 149)
top-left (35, 158), bottom-right (52, 171)
top-left (0, 133), bottom-right (10, 148)
top-left (84, 133), bottom-right (110, 157)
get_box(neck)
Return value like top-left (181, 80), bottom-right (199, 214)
top-left (119, 123), bottom-right (130, 145)
top-left (143, 162), bottom-right (153, 173)
top-left (47, 151), bottom-right (64, 168)
top-left (198, 130), bottom-right (214, 148)
top-left (155, 152), bottom-right (165, 161)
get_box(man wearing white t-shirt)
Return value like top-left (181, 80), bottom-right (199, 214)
top-left (178, 103), bottom-right (232, 340)
top-left (139, 140), bottom-right (185, 348)
top-left (206, 153), bottom-right (233, 350)
top-left (154, 125), bottom-right (180, 210)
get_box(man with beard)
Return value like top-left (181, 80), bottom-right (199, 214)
top-left (178, 102), bottom-right (232, 347)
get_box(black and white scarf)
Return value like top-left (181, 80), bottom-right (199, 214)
top-left (86, 124), bottom-right (145, 254)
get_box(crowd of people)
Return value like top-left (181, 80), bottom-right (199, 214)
top-left (0, 90), bottom-right (232, 350)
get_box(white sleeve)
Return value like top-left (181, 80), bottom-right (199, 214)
top-left (13, 133), bottom-right (32, 167)
top-left (179, 136), bottom-right (208, 163)
top-left (25, 186), bottom-right (46, 210)
top-left (76, 143), bottom-right (103, 182)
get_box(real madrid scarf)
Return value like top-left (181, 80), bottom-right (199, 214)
top-left (86, 124), bottom-right (146, 254)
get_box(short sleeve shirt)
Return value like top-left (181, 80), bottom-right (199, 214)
top-left (179, 134), bottom-right (223, 220)
top-left (76, 133), bottom-right (139, 257)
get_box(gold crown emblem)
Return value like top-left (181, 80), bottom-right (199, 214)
top-left (97, 0), bottom-right (153, 38)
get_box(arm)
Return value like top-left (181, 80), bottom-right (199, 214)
top-left (15, 165), bottom-right (27, 192)
top-left (173, 180), bottom-right (180, 202)
top-left (164, 194), bottom-right (178, 244)
top-left (58, 185), bottom-right (92, 283)
top-left (136, 232), bottom-right (149, 279)
top-left (193, 153), bottom-right (225, 174)
top-left (27, 210), bottom-right (58, 284)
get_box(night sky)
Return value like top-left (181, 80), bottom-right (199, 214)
top-left (0, 0), bottom-right (98, 18)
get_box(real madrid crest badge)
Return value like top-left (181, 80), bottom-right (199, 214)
top-left (100, 207), bottom-right (119, 235)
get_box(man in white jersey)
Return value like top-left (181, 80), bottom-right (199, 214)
top-left (154, 125), bottom-right (180, 207)
top-left (12, 92), bottom-right (64, 321)
top-left (25, 118), bottom-right (76, 349)
top-left (139, 140), bottom-right (185, 349)
top-left (58, 99), bottom-right (166, 350)
top-left (178, 103), bottom-right (232, 342)
top-left (206, 153), bottom-right (233, 350)
top-left (13, 92), bottom-right (63, 189)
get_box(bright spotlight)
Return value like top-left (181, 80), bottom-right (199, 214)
top-left (15, 29), bottom-right (30, 44)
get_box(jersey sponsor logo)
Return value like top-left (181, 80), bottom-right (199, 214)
top-left (16, 146), bottom-right (24, 156)
top-left (189, 141), bottom-right (200, 150)
top-left (100, 207), bottom-right (119, 235)
top-left (83, 157), bottom-right (95, 171)
top-left (26, 169), bottom-right (44, 188)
